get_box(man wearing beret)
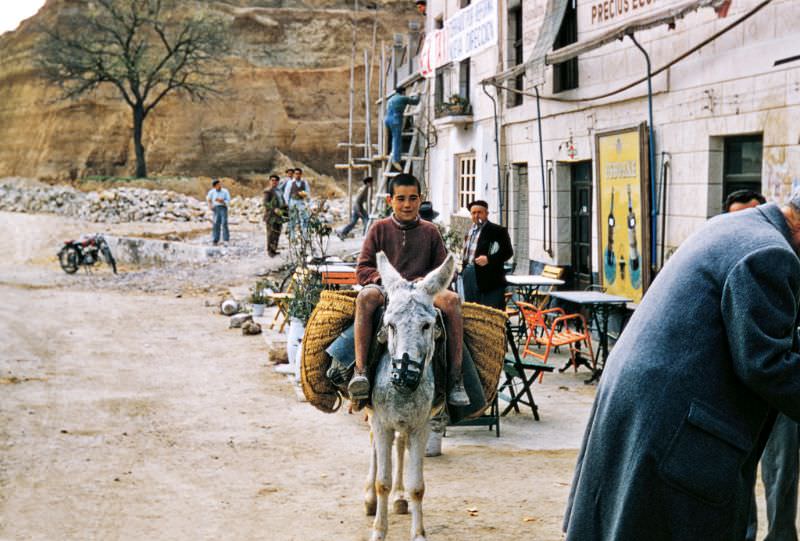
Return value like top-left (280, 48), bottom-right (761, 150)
top-left (461, 200), bottom-right (513, 310)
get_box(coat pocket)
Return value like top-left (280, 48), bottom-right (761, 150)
top-left (659, 401), bottom-right (751, 506)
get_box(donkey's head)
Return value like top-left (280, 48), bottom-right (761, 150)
top-left (376, 252), bottom-right (455, 392)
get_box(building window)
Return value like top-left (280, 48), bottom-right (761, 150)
top-left (723, 134), bottom-right (763, 199)
top-left (460, 0), bottom-right (471, 7)
top-left (553, 0), bottom-right (578, 93)
top-left (435, 67), bottom-right (445, 109)
top-left (508, 4), bottom-right (523, 107)
top-left (459, 58), bottom-right (470, 103)
top-left (457, 155), bottom-right (477, 210)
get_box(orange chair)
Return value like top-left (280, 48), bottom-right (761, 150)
top-left (515, 301), bottom-right (594, 379)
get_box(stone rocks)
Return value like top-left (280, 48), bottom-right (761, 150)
top-left (0, 179), bottom-right (265, 224)
top-left (242, 321), bottom-right (262, 335)
top-left (220, 299), bottom-right (240, 316)
top-left (229, 313), bottom-right (253, 328)
top-left (268, 343), bottom-right (289, 364)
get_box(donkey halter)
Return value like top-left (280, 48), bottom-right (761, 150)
top-left (379, 304), bottom-right (442, 394)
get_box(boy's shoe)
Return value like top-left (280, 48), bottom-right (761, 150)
top-left (348, 371), bottom-right (370, 400)
top-left (335, 229), bottom-right (346, 241)
top-left (447, 381), bottom-right (470, 406)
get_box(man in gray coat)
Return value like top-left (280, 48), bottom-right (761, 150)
top-left (563, 193), bottom-right (800, 540)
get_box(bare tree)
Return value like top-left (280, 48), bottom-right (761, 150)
top-left (37, 0), bottom-right (230, 178)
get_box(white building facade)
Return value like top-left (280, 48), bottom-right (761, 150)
top-left (417, 0), bottom-right (799, 297)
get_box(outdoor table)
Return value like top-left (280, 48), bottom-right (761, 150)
top-left (505, 275), bottom-right (565, 302)
top-left (547, 290), bottom-right (632, 384)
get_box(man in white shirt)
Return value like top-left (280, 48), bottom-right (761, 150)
top-left (206, 178), bottom-right (231, 245)
top-left (283, 168), bottom-right (311, 237)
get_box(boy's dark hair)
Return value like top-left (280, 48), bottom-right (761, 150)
top-left (269, 174), bottom-right (280, 182)
top-left (212, 178), bottom-right (221, 187)
top-left (389, 173), bottom-right (421, 196)
top-left (285, 168), bottom-right (294, 174)
top-left (294, 167), bottom-right (303, 174)
top-left (724, 189), bottom-right (766, 212)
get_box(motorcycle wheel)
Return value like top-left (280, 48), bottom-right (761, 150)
top-left (58, 247), bottom-right (80, 274)
top-left (101, 245), bottom-right (117, 274)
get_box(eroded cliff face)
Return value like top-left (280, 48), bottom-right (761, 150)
top-left (0, 0), bottom-right (417, 179)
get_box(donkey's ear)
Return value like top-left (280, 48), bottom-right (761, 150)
top-left (377, 251), bottom-right (403, 290)
top-left (418, 254), bottom-right (455, 297)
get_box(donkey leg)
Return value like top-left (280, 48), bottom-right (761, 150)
top-left (392, 432), bottom-right (409, 515)
top-left (407, 426), bottom-right (429, 541)
top-left (370, 426), bottom-right (393, 541)
top-left (365, 429), bottom-right (377, 516)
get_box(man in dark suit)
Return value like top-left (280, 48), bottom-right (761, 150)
top-left (461, 200), bottom-right (513, 310)
top-left (564, 193), bottom-right (800, 540)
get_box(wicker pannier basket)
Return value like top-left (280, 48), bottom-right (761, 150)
top-left (300, 290), bottom-right (358, 413)
top-left (300, 292), bottom-right (508, 413)
top-left (461, 302), bottom-right (508, 405)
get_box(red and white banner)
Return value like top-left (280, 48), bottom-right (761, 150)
top-left (419, 28), bottom-right (448, 78)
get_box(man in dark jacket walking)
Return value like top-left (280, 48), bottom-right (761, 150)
top-left (564, 192), bottom-right (800, 540)
top-left (460, 200), bottom-right (513, 310)
top-left (263, 174), bottom-right (287, 257)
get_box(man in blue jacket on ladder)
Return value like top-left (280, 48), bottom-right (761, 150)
top-left (385, 87), bottom-right (420, 171)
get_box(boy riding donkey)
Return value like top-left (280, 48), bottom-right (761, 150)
top-left (347, 174), bottom-right (470, 407)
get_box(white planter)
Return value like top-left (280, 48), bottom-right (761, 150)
top-left (295, 346), bottom-right (303, 383)
top-left (252, 303), bottom-right (266, 317)
top-left (286, 317), bottom-right (306, 376)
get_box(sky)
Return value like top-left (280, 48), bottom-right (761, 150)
top-left (0, 1), bottom-right (47, 34)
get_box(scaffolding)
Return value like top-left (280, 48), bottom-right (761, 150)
top-left (334, 15), bottom-right (433, 220)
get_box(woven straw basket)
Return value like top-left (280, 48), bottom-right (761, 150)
top-left (461, 302), bottom-right (507, 405)
top-left (300, 290), bottom-right (358, 413)
top-left (300, 291), bottom-right (508, 413)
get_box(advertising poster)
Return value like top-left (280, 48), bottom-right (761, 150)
top-left (595, 125), bottom-right (650, 303)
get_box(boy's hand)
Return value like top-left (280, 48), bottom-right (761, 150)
top-left (475, 255), bottom-right (489, 266)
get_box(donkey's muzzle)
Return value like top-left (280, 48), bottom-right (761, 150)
top-left (390, 352), bottom-right (424, 392)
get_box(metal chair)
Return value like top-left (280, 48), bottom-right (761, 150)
top-left (516, 301), bottom-right (595, 379)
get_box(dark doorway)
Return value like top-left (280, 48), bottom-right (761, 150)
top-left (570, 161), bottom-right (593, 290)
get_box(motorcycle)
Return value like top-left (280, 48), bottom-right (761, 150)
top-left (58, 234), bottom-right (117, 274)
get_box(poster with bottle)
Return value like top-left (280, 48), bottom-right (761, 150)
top-left (595, 124), bottom-right (650, 303)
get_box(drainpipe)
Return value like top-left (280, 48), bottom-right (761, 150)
top-left (482, 82), bottom-right (504, 225)
top-left (628, 33), bottom-right (657, 274)
top-left (659, 151), bottom-right (670, 269)
top-left (535, 85), bottom-right (551, 257)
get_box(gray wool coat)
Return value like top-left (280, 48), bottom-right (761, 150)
top-left (563, 203), bottom-right (800, 541)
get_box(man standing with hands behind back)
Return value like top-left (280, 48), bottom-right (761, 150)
top-left (461, 200), bottom-right (513, 310)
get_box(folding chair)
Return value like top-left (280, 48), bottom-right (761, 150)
top-left (516, 301), bottom-right (594, 378)
top-left (497, 323), bottom-right (555, 419)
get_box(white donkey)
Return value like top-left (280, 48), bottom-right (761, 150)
top-left (363, 251), bottom-right (455, 541)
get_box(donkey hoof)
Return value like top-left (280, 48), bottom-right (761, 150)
top-left (392, 498), bottom-right (408, 515)
top-left (365, 500), bottom-right (377, 516)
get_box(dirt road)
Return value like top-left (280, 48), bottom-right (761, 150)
top-left (2, 208), bottom-right (771, 540)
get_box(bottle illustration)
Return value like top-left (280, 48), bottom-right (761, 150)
top-left (626, 184), bottom-right (641, 289)
top-left (603, 188), bottom-right (616, 285)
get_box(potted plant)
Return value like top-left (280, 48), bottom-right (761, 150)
top-left (446, 94), bottom-right (471, 115)
top-left (278, 200), bottom-right (331, 381)
top-left (249, 280), bottom-right (272, 317)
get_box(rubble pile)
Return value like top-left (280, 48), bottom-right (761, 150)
top-left (0, 180), bottom-right (266, 224)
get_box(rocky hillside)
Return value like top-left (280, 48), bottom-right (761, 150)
top-left (0, 0), bottom-right (418, 180)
